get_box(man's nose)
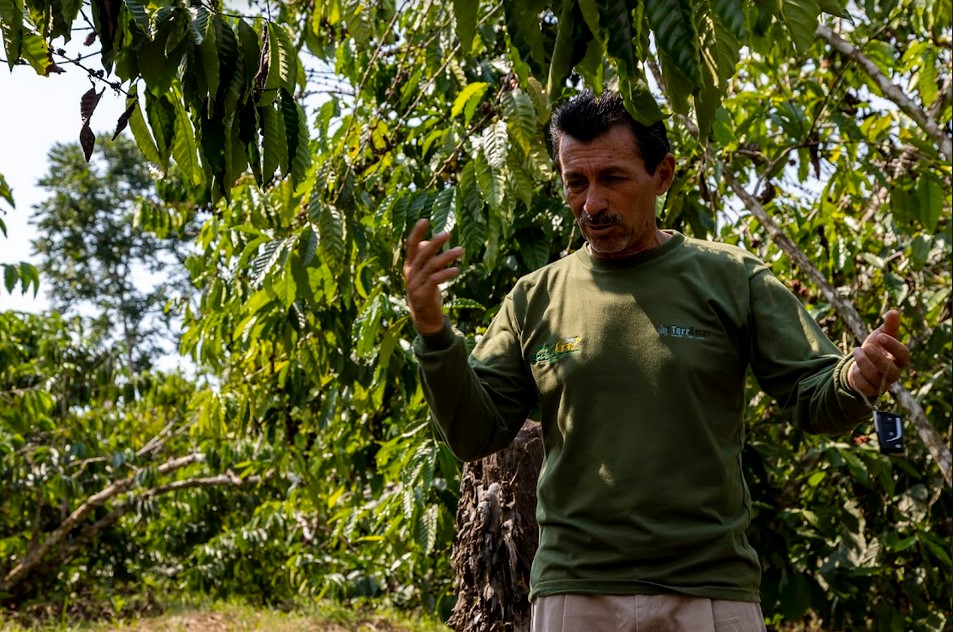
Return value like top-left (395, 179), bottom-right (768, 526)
top-left (583, 184), bottom-right (608, 214)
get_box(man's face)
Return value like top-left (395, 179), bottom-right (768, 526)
top-left (558, 125), bottom-right (674, 259)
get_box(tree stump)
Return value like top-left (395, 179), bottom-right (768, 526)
top-left (447, 421), bottom-right (543, 632)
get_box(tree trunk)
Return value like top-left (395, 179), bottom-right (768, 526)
top-left (448, 421), bottom-right (543, 632)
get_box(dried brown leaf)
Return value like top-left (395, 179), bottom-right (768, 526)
top-left (80, 124), bottom-right (96, 161)
top-left (80, 87), bottom-right (104, 125)
top-left (113, 99), bottom-right (137, 140)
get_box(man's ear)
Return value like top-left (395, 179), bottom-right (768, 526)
top-left (655, 153), bottom-right (676, 195)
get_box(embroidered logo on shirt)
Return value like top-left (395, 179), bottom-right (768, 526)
top-left (657, 324), bottom-right (712, 340)
top-left (532, 336), bottom-right (582, 365)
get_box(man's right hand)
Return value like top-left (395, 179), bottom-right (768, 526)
top-left (403, 218), bottom-right (465, 335)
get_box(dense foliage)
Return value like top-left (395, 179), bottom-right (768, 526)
top-left (31, 136), bottom-right (192, 372)
top-left (1, 0), bottom-right (950, 629)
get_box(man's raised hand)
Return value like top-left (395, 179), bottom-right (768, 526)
top-left (403, 219), bottom-right (465, 335)
top-left (848, 309), bottom-right (910, 398)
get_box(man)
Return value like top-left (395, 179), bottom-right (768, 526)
top-left (403, 91), bottom-right (908, 631)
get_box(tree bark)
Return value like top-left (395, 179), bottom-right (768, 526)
top-left (448, 421), bottom-right (543, 632)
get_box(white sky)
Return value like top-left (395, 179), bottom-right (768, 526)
top-left (0, 51), bottom-right (127, 313)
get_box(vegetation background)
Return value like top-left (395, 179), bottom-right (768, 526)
top-left (0, 0), bottom-right (949, 630)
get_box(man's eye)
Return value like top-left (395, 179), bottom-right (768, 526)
top-left (565, 180), bottom-right (585, 190)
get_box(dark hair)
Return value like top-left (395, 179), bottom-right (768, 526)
top-left (550, 90), bottom-right (671, 174)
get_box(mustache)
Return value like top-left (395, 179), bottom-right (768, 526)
top-left (578, 212), bottom-right (622, 227)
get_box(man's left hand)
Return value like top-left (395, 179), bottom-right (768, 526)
top-left (848, 309), bottom-right (910, 398)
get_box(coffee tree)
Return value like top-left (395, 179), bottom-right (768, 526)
top-left (0, 0), bottom-right (949, 629)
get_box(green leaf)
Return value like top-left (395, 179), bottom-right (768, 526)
top-left (145, 91), bottom-right (176, 167)
top-left (431, 187), bottom-right (455, 234)
top-left (507, 152), bottom-right (535, 208)
top-left (482, 120), bottom-right (508, 169)
top-left (908, 235), bottom-right (931, 270)
top-left (18, 261), bottom-right (37, 295)
top-left (619, 73), bottom-right (664, 125)
top-left (354, 292), bottom-right (385, 358)
top-left (696, 10), bottom-right (740, 137)
top-left (272, 22), bottom-right (297, 92)
top-left (3, 263), bottom-right (16, 293)
top-left (502, 89), bottom-right (538, 154)
top-left (595, 0), bottom-right (640, 79)
top-left (271, 267), bottom-right (297, 309)
top-left (451, 0), bottom-right (477, 53)
top-left (199, 13), bottom-right (219, 99)
top-left (20, 30), bottom-right (53, 75)
top-left (575, 34), bottom-right (607, 89)
top-left (658, 49), bottom-right (693, 115)
top-left (138, 15), bottom-right (183, 93)
top-left (781, 0), bottom-right (820, 53)
top-left (172, 88), bottom-right (202, 185)
top-left (420, 504), bottom-right (438, 556)
top-left (123, 0), bottom-right (150, 33)
top-left (816, 0), bottom-right (851, 19)
top-left (457, 161), bottom-right (486, 258)
top-left (188, 5), bottom-right (209, 45)
top-left (163, 9), bottom-right (190, 57)
top-left (711, 0), bottom-right (748, 39)
top-left (917, 172), bottom-right (942, 232)
top-left (279, 89), bottom-right (299, 180)
top-left (0, 172), bottom-right (13, 209)
top-left (1, 0), bottom-right (24, 72)
top-left (502, 0), bottom-right (549, 74)
top-left (475, 152), bottom-right (505, 212)
top-left (216, 18), bottom-right (241, 115)
top-left (237, 19), bottom-right (260, 87)
top-left (200, 109), bottom-right (227, 189)
top-left (292, 101), bottom-right (310, 185)
top-left (256, 23), bottom-right (281, 106)
top-left (914, 52), bottom-right (939, 107)
top-left (577, 0), bottom-right (601, 36)
top-left (451, 81), bottom-right (489, 123)
top-left (646, 0), bottom-right (700, 86)
top-left (918, 531), bottom-right (953, 567)
top-left (250, 239), bottom-right (288, 286)
top-left (547, 0), bottom-right (594, 100)
top-left (309, 194), bottom-right (345, 270)
top-left (126, 91), bottom-right (161, 166)
top-left (260, 104), bottom-right (286, 183)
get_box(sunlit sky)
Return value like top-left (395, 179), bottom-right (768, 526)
top-left (0, 42), bottom-right (128, 313)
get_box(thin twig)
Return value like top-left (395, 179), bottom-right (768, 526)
top-left (816, 24), bottom-right (951, 162)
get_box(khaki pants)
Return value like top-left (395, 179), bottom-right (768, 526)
top-left (531, 594), bottom-right (767, 632)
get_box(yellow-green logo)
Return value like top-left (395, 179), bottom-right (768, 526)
top-left (532, 336), bottom-right (582, 365)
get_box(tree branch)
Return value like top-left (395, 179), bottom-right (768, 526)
top-left (50, 472), bottom-right (265, 569)
top-left (815, 24), bottom-right (952, 162)
top-left (726, 174), bottom-right (953, 488)
top-left (136, 416), bottom-right (193, 458)
top-left (0, 453), bottom-right (205, 592)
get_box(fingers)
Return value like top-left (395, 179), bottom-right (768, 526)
top-left (849, 314), bottom-right (910, 397)
top-left (402, 218), bottom-right (465, 334)
top-left (848, 351), bottom-right (881, 397)
top-left (404, 218), bottom-right (429, 265)
top-left (875, 332), bottom-right (910, 369)
top-left (868, 309), bottom-right (910, 371)
top-left (403, 219), bottom-right (459, 279)
top-left (876, 309), bottom-right (901, 339)
top-left (403, 234), bottom-right (463, 284)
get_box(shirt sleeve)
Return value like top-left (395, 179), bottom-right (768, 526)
top-left (746, 267), bottom-right (873, 435)
top-left (413, 297), bottom-right (536, 461)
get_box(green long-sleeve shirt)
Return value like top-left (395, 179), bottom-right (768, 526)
top-left (414, 232), bottom-right (871, 602)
